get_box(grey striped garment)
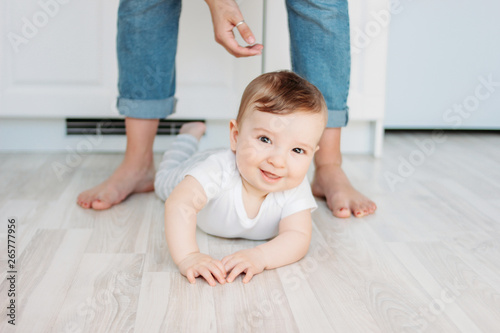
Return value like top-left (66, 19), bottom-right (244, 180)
top-left (154, 134), bottom-right (224, 201)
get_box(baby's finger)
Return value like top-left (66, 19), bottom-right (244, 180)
top-left (242, 269), bottom-right (254, 284)
top-left (207, 263), bottom-right (226, 284)
top-left (226, 263), bottom-right (247, 283)
top-left (221, 255), bottom-right (232, 266)
top-left (223, 257), bottom-right (239, 273)
top-left (213, 260), bottom-right (227, 278)
top-left (186, 269), bottom-right (196, 284)
top-left (221, 257), bottom-right (233, 270)
top-left (198, 267), bottom-right (217, 287)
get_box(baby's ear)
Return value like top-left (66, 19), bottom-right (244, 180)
top-left (229, 119), bottom-right (239, 151)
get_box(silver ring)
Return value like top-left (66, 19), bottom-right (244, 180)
top-left (235, 20), bottom-right (245, 28)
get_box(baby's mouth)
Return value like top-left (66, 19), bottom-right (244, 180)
top-left (260, 169), bottom-right (282, 182)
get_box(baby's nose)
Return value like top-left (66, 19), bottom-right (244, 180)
top-left (267, 150), bottom-right (286, 168)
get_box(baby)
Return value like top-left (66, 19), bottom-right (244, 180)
top-left (155, 71), bottom-right (327, 286)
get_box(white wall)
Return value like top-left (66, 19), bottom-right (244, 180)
top-left (384, 0), bottom-right (500, 129)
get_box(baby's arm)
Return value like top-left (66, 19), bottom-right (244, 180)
top-left (222, 209), bottom-right (312, 283)
top-left (164, 175), bottom-right (226, 286)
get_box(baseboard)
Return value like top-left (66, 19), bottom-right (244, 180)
top-left (0, 118), bottom-right (378, 154)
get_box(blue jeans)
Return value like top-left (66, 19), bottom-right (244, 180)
top-left (117, 0), bottom-right (350, 128)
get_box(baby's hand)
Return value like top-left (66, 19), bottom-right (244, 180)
top-left (222, 248), bottom-right (267, 283)
top-left (178, 252), bottom-right (227, 286)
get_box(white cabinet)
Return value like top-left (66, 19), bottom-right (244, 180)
top-left (0, 0), bottom-right (390, 154)
top-left (0, 0), bottom-right (262, 119)
top-left (174, 0), bottom-right (263, 120)
top-left (1, 0), bottom-right (119, 118)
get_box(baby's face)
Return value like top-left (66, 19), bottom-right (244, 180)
top-left (230, 110), bottom-right (325, 196)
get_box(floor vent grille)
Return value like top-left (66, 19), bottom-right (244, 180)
top-left (66, 118), bottom-right (205, 135)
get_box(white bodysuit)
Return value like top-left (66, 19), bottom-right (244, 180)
top-left (154, 134), bottom-right (317, 241)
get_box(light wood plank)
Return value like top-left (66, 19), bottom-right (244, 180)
top-left (276, 226), bottom-right (345, 333)
top-left (143, 199), bottom-right (177, 272)
top-left (313, 204), bottom-right (460, 332)
top-left (443, 235), bottom-right (500, 292)
top-left (84, 192), bottom-right (153, 254)
top-left (160, 272), bottom-right (218, 332)
top-left (134, 272), bottom-right (172, 332)
top-left (52, 253), bottom-right (144, 333)
top-left (388, 242), bottom-right (482, 333)
top-left (1, 132), bottom-right (500, 332)
top-left (207, 236), bottom-right (300, 332)
top-left (0, 229), bottom-right (91, 333)
top-left (405, 241), bottom-right (500, 332)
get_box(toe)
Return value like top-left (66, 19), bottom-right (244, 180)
top-left (353, 210), bottom-right (366, 218)
top-left (78, 201), bottom-right (91, 209)
top-left (89, 186), bottom-right (122, 210)
top-left (353, 201), bottom-right (377, 217)
top-left (91, 199), bottom-right (112, 210)
top-left (357, 202), bottom-right (376, 216)
top-left (333, 207), bottom-right (351, 218)
top-left (77, 196), bottom-right (91, 209)
top-left (327, 197), bottom-right (352, 218)
top-left (77, 191), bottom-right (95, 209)
top-left (351, 202), bottom-right (367, 218)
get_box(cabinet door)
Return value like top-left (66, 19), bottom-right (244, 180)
top-left (1, 0), bottom-right (119, 118)
top-left (0, 0), bottom-right (263, 119)
top-left (174, 0), bottom-right (263, 120)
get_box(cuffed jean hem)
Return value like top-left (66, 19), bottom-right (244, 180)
top-left (117, 96), bottom-right (176, 119)
top-left (327, 107), bottom-right (349, 128)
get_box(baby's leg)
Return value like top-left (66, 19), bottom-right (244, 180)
top-left (155, 122), bottom-right (206, 201)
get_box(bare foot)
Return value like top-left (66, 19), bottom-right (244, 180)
top-left (77, 158), bottom-right (155, 210)
top-left (311, 163), bottom-right (377, 218)
top-left (179, 122), bottom-right (206, 140)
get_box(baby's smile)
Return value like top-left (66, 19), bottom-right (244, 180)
top-left (260, 169), bottom-right (283, 183)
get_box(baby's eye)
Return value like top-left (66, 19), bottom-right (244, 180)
top-left (259, 136), bottom-right (271, 144)
top-left (292, 148), bottom-right (305, 154)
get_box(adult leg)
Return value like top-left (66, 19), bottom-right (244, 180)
top-left (286, 0), bottom-right (376, 217)
top-left (78, 118), bottom-right (158, 209)
top-left (78, 0), bottom-right (182, 209)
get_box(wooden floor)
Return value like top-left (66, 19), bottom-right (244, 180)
top-left (1, 132), bottom-right (500, 333)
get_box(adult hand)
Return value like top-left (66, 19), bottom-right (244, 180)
top-left (205, 0), bottom-right (264, 58)
top-left (178, 252), bottom-right (227, 286)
